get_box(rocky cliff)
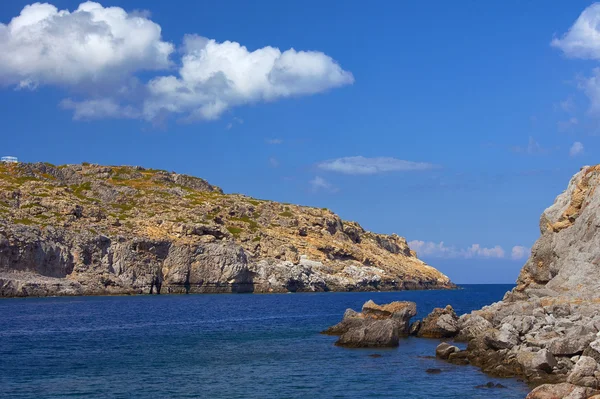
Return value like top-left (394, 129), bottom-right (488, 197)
top-left (433, 165), bottom-right (600, 398)
top-left (0, 162), bottom-right (452, 297)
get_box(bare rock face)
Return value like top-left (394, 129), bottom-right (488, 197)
top-left (321, 300), bottom-right (417, 347)
top-left (436, 165), bottom-right (600, 396)
top-left (414, 305), bottom-right (459, 338)
top-left (0, 162), bottom-right (454, 297)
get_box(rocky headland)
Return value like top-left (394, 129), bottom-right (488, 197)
top-left (325, 165), bottom-right (600, 398)
top-left (429, 165), bottom-right (600, 398)
top-left (0, 162), bottom-right (453, 297)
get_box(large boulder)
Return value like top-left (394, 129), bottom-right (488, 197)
top-left (335, 319), bottom-right (400, 348)
top-left (517, 349), bottom-right (557, 374)
top-left (435, 342), bottom-right (459, 360)
top-left (483, 324), bottom-right (519, 350)
top-left (526, 383), bottom-right (599, 399)
top-left (455, 314), bottom-right (493, 341)
top-left (416, 305), bottom-right (459, 338)
top-left (322, 300), bottom-right (417, 347)
top-left (567, 356), bottom-right (600, 388)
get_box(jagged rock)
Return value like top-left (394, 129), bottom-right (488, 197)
top-left (322, 300), bottom-right (417, 347)
top-left (0, 162), bottom-right (454, 297)
top-left (517, 349), bottom-right (557, 374)
top-left (435, 342), bottom-right (459, 360)
top-left (548, 334), bottom-right (596, 356)
top-left (335, 319), bottom-right (400, 348)
top-left (568, 356), bottom-right (600, 388)
top-left (456, 314), bottom-right (493, 341)
top-left (416, 305), bottom-right (459, 338)
top-left (448, 350), bottom-right (470, 365)
top-left (526, 383), bottom-right (599, 399)
top-left (409, 320), bottom-right (421, 336)
top-left (484, 324), bottom-right (519, 350)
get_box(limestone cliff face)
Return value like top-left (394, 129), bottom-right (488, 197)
top-left (0, 162), bottom-right (452, 297)
top-left (512, 164), bottom-right (600, 300)
top-left (441, 165), bottom-right (600, 393)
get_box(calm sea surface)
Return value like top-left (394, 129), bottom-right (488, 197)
top-left (0, 285), bottom-right (530, 398)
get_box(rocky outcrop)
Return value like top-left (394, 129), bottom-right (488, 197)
top-left (413, 305), bottom-right (459, 338)
top-left (322, 300), bottom-right (417, 347)
top-left (0, 162), bottom-right (453, 297)
top-left (435, 165), bottom-right (600, 397)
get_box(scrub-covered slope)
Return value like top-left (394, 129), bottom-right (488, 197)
top-left (0, 162), bottom-right (452, 296)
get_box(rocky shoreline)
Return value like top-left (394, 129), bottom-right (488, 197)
top-left (325, 165), bottom-right (600, 399)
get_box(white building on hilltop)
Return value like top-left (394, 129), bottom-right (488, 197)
top-left (1, 156), bottom-right (18, 163)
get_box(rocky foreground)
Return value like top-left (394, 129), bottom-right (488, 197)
top-left (0, 162), bottom-right (452, 297)
top-left (326, 165), bottom-right (600, 398)
top-left (435, 165), bottom-right (600, 398)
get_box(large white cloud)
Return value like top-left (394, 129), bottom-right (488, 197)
top-left (553, 4), bottom-right (600, 116)
top-left (552, 3), bottom-right (600, 59)
top-left (0, 2), bottom-right (354, 121)
top-left (0, 2), bottom-right (173, 88)
top-left (317, 156), bottom-right (436, 175)
top-left (143, 35), bottom-right (354, 121)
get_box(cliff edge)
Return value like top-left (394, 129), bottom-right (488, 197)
top-left (0, 162), bottom-right (452, 297)
top-left (436, 165), bottom-right (600, 397)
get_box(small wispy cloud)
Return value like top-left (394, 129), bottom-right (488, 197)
top-left (266, 138), bottom-right (283, 145)
top-left (557, 117), bottom-right (578, 132)
top-left (226, 117), bottom-right (244, 130)
top-left (511, 246), bottom-right (531, 260)
top-left (569, 141), bottom-right (584, 157)
top-left (317, 156), bottom-right (437, 175)
top-left (555, 97), bottom-right (576, 114)
top-left (409, 240), bottom-right (530, 260)
top-left (269, 157), bottom-right (280, 168)
top-left (511, 136), bottom-right (547, 154)
top-left (309, 176), bottom-right (337, 192)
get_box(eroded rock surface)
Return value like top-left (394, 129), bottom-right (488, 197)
top-left (0, 162), bottom-right (454, 296)
top-left (436, 165), bottom-right (600, 397)
top-left (322, 300), bottom-right (417, 347)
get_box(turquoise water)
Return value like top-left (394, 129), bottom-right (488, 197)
top-left (0, 285), bottom-right (530, 398)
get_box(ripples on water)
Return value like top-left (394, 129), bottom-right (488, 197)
top-left (0, 285), bottom-right (530, 398)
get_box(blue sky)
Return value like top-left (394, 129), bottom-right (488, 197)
top-left (1, 1), bottom-right (599, 283)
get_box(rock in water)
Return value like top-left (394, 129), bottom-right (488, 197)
top-left (415, 305), bottom-right (459, 338)
top-left (322, 300), bottom-right (417, 347)
top-left (435, 342), bottom-right (459, 360)
top-left (0, 162), bottom-right (454, 297)
top-left (438, 165), bottom-right (600, 396)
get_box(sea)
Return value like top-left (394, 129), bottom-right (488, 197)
top-left (0, 284), bottom-right (531, 398)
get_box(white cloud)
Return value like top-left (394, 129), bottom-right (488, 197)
top-left (317, 156), bottom-right (437, 175)
top-left (309, 176), bottom-right (337, 192)
top-left (408, 240), bottom-right (510, 259)
top-left (552, 4), bottom-right (600, 60)
top-left (142, 34), bottom-right (354, 121)
top-left (511, 245), bottom-right (530, 260)
top-left (0, 2), bottom-right (354, 122)
top-left (60, 98), bottom-right (140, 120)
top-left (569, 141), bottom-right (584, 157)
top-left (0, 2), bottom-right (173, 88)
